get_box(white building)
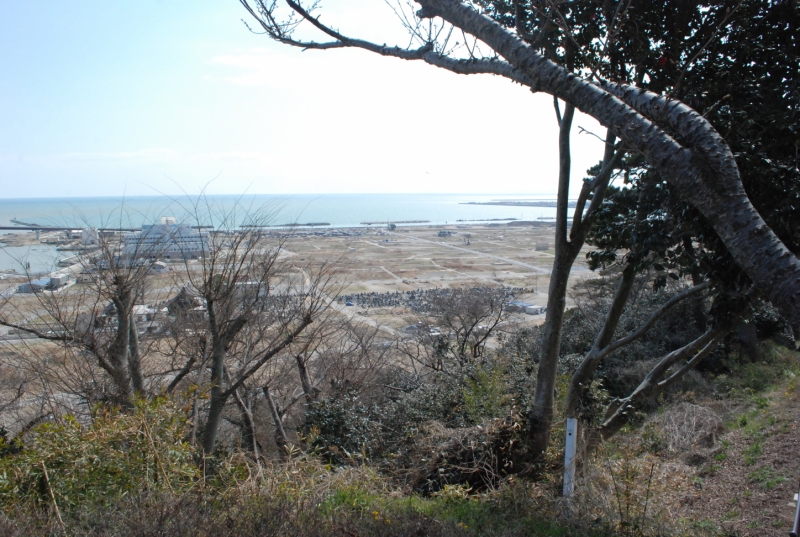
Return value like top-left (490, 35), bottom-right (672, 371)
top-left (123, 217), bottom-right (210, 260)
top-left (81, 228), bottom-right (98, 245)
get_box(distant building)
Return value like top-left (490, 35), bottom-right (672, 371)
top-left (123, 217), bottom-right (210, 260)
top-left (17, 275), bottom-right (71, 293)
top-left (132, 305), bottom-right (160, 323)
top-left (50, 274), bottom-right (70, 288)
top-left (17, 278), bottom-right (50, 293)
top-left (78, 269), bottom-right (98, 284)
top-left (167, 286), bottom-right (207, 322)
top-left (149, 261), bottom-right (168, 274)
top-left (505, 301), bottom-right (533, 313)
top-left (81, 228), bottom-right (98, 245)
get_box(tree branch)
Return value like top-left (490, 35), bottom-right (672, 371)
top-left (223, 315), bottom-right (313, 398)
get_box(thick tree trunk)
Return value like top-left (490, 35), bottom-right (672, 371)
top-left (416, 0), bottom-right (800, 326)
top-left (108, 296), bottom-right (134, 405)
top-left (201, 341), bottom-right (228, 455)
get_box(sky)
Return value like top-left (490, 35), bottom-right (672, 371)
top-left (0, 0), bottom-right (607, 198)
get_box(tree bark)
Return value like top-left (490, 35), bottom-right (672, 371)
top-left (527, 101), bottom-right (577, 458)
top-left (108, 296), bottom-right (134, 405)
top-left (264, 385), bottom-right (290, 455)
top-left (415, 0), bottom-right (800, 325)
top-left (296, 353), bottom-right (320, 403)
top-left (201, 339), bottom-right (228, 455)
top-left (128, 315), bottom-right (145, 394)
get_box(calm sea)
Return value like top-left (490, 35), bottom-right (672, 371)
top-left (0, 193), bottom-right (560, 273)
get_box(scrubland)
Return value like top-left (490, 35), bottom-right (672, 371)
top-left (0, 224), bottom-right (798, 536)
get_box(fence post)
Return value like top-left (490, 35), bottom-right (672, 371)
top-left (563, 417), bottom-right (578, 498)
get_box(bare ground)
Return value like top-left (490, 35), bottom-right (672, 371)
top-left (675, 377), bottom-right (800, 535)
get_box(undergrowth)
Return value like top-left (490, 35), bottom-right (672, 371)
top-left (1, 342), bottom-right (797, 536)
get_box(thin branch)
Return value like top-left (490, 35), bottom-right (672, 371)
top-left (223, 315), bottom-right (313, 398)
top-left (596, 280), bottom-right (712, 363)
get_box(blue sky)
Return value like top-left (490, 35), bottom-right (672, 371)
top-left (0, 0), bottom-right (606, 198)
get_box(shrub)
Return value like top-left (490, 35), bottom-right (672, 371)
top-left (0, 397), bottom-right (199, 510)
top-left (304, 388), bottom-right (381, 463)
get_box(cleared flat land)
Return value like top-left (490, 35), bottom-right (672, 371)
top-left (279, 223), bottom-right (595, 331)
top-left (0, 222), bottom-right (598, 334)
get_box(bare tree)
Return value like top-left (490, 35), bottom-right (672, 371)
top-left (261, 318), bottom-right (394, 456)
top-left (399, 286), bottom-right (509, 378)
top-left (166, 200), bottom-right (338, 455)
top-left (0, 216), bottom-right (170, 407)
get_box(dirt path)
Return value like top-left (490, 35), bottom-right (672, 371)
top-left (677, 385), bottom-right (800, 535)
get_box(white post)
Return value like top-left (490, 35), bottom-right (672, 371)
top-left (563, 417), bottom-right (578, 498)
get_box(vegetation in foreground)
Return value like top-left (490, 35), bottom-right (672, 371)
top-left (1, 296), bottom-right (797, 536)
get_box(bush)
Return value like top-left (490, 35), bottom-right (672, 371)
top-left (0, 397), bottom-right (199, 510)
top-left (304, 388), bottom-right (381, 463)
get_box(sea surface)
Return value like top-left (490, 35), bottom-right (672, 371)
top-left (0, 193), bottom-right (560, 274)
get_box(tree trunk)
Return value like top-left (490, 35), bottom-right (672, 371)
top-left (264, 386), bottom-right (290, 455)
top-left (565, 266), bottom-right (636, 419)
top-left (128, 315), bottom-right (145, 394)
top-left (233, 388), bottom-right (258, 456)
top-left (416, 0), bottom-right (800, 326)
top-left (527, 102), bottom-right (577, 459)
top-left (108, 296), bottom-right (134, 405)
top-left (201, 341), bottom-right (227, 455)
top-left (296, 353), bottom-right (320, 402)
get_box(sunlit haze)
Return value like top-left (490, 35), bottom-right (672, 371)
top-left (0, 0), bottom-right (607, 198)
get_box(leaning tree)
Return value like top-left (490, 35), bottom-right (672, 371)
top-left (238, 0), bottom-right (800, 457)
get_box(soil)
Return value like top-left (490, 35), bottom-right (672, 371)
top-left (675, 381), bottom-right (800, 535)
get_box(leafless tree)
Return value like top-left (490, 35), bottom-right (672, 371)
top-left (163, 199), bottom-right (340, 455)
top-left (399, 286), bottom-right (509, 378)
top-left (260, 318), bottom-right (395, 456)
top-left (0, 215), bottom-right (171, 408)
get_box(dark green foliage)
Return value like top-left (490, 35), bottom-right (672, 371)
top-left (383, 372), bottom-right (472, 433)
top-left (503, 275), bottom-right (708, 400)
top-left (0, 427), bottom-right (22, 457)
top-left (751, 302), bottom-right (795, 343)
top-left (304, 387), bottom-right (381, 462)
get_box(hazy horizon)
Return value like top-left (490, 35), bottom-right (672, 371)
top-left (0, 0), bottom-right (607, 200)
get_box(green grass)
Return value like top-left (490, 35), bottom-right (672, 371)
top-left (320, 484), bottom-right (577, 536)
top-left (747, 466), bottom-right (788, 489)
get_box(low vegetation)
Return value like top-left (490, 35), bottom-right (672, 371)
top-left (1, 266), bottom-right (797, 536)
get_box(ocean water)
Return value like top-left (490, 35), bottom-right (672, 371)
top-left (0, 193), bottom-right (560, 229)
top-left (0, 193), bottom-right (560, 273)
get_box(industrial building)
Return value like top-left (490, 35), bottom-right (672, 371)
top-left (122, 217), bottom-right (210, 260)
